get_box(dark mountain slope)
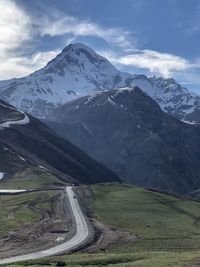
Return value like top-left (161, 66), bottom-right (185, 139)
top-left (0, 101), bottom-right (120, 185)
top-left (47, 87), bottom-right (200, 195)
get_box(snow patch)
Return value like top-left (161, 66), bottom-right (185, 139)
top-left (117, 87), bottom-right (134, 94)
top-left (181, 120), bottom-right (196, 125)
top-left (0, 172), bottom-right (5, 180)
top-left (38, 165), bottom-right (49, 171)
top-left (0, 189), bottom-right (26, 193)
top-left (17, 155), bottom-right (26, 162)
top-left (56, 237), bottom-right (64, 243)
top-left (107, 97), bottom-right (117, 106)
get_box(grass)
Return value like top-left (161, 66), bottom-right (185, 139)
top-left (5, 251), bottom-right (200, 267)
top-left (91, 183), bottom-right (200, 253)
top-left (5, 183), bottom-right (200, 266)
top-left (0, 191), bottom-right (58, 238)
top-left (0, 166), bottom-right (67, 189)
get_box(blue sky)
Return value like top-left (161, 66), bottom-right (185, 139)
top-left (1, 0), bottom-right (200, 93)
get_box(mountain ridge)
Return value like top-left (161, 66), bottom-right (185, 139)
top-left (0, 43), bottom-right (200, 123)
top-left (46, 86), bottom-right (200, 195)
top-left (0, 100), bottom-right (120, 185)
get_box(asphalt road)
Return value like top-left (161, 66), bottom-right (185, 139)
top-left (0, 186), bottom-right (89, 265)
top-left (0, 102), bottom-right (29, 129)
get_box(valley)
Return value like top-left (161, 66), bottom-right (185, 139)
top-left (1, 62), bottom-right (200, 266)
top-left (3, 183), bottom-right (200, 266)
top-left (0, 13), bottom-right (200, 267)
top-left (0, 3), bottom-right (200, 264)
top-left (1, 81), bottom-right (200, 267)
top-left (0, 186), bottom-right (91, 265)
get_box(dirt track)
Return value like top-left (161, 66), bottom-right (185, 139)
top-left (0, 190), bottom-right (75, 259)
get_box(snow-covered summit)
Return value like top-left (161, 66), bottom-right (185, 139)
top-left (0, 43), bottom-right (131, 117)
top-left (130, 75), bottom-right (200, 122)
top-left (0, 43), bottom-right (200, 123)
top-left (33, 43), bottom-right (120, 78)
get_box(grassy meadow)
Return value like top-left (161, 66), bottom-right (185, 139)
top-left (4, 183), bottom-right (200, 266)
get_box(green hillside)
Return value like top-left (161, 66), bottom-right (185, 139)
top-left (5, 183), bottom-right (200, 266)
top-left (91, 183), bottom-right (200, 252)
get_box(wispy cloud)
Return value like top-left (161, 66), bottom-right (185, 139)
top-left (100, 49), bottom-right (200, 78)
top-left (0, 1), bottom-right (74, 79)
top-left (0, 49), bottom-right (60, 79)
top-left (36, 13), bottom-right (135, 49)
top-left (101, 49), bottom-right (200, 93)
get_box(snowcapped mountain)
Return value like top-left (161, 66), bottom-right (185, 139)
top-left (130, 75), bottom-right (200, 123)
top-left (0, 43), bottom-right (131, 117)
top-left (0, 42), bottom-right (200, 122)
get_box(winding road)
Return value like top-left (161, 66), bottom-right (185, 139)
top-left (0, 102), bottom-right (30, 129)
top-left (0, 186), bottom-right (90, 265)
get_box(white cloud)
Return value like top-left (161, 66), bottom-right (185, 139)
top-left (120, 50), bottom-right (191, 77)
top-left (0, 0), bottom-right (31, 54)
top-left (0, 50), bottom-right (60, 79)
top-left (101, 50), bottom-right (200, 92)
top-left (102, 49), bottom-right (198, 78)
top-left (37, 14), bottom-right (135, 49)
top-left (0, 0), bottom-right (32, 79)
top-left (0, 1), bottom-right (136, 79)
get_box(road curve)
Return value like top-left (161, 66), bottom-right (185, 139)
top-left (0, 102), bottom-right (30, 129)
top-left (0, 187), bottom-right (89, 265)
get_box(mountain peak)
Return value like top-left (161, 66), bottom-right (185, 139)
top-left (43, 42), bottom-right (115, 75)
top-left (49, 42), bottom-right (107, 65)
top-left (62, 43), bottom-right (97, 55)
top-left (0, 43), bottom-right (131, 118)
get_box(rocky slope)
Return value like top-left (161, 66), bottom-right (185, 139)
top-left (0, 100), bottom-right (120, 185)
top-left (0, 43), bottom-right (199, 123)
top-left (46, 87), bottom-right (200, 195)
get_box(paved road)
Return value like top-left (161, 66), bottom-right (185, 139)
top-left (0, 189), bottom-right (27, 194)
top-left (0, 102), bottom-right (29, 129)
top-left (0, 186), bottom-right (89, 265)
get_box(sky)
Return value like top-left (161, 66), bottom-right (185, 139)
top-left (1, 0), bottom-right (200, 93)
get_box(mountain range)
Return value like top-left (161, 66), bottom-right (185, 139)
top-left (0, 100), bottom-right (119, 185)
top-left (0, 43), bottom-right (200, 123)
top-left (46, 87), bottom-right (200, 195)
top-left (1, 42), bottom-right (200, 195)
